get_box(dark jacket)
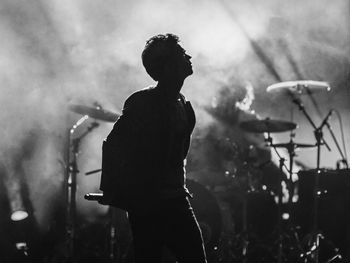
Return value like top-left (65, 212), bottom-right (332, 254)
top-left (100, 87), bottom-right (195, 213)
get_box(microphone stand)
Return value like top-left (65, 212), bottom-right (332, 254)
top-left (324, 120), bottom-right (348, 169)
top-left (287, 90), bottom-right (344, 262)
top-left (290, 95), bottom-right (331, 152)
top-left (303, 85), bottom-right (347, 167)
top-left (302, 86), bottom-right (347, 168)
top-left (301, 112), bottom-right (342, 263)
top-left (66, 116), bottom-right (99, 259)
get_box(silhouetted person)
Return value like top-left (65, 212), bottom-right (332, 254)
top-left (100, 34), bottom-right (207, 263)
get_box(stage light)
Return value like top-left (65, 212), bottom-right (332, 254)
top-left (282, 213), bottom-right (290, 220)
top-left (11, 210), bottom-right (29, 221)
top-left (9, 190), bottom-right (28, 221)
top-left (15, 242), bottom-right (29, 256)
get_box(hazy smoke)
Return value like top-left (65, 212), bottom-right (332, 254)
top-left (0, 0), bottom-right (349, 227)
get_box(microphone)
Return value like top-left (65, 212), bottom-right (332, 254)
top-left (84, 193), bottom-right (104, 201)
top-left (319, 109), bottom-right (333, 129)
top-left (85, 192), bottom-right (112, 205)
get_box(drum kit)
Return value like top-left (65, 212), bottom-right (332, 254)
top-left (238, 80), bottom-right (348, 263)
top-left (66, 80), bottom-right (348, 263)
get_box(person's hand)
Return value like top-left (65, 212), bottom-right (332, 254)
top-left (98, 191), bottom-right (113, 205)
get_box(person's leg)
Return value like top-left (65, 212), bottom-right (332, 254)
top-left (163, 197), bottom-right (207, 263)
top-left (128, 212), bottom-right (163, 263)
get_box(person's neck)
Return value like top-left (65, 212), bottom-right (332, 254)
top-left (156, 78), bottom-right (184, 101)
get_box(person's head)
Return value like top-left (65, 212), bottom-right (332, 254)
top-left (142, 33), bottom-right (192, 82)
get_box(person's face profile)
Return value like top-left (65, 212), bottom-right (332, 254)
top-left (172, 44), bottom-right (193, 79)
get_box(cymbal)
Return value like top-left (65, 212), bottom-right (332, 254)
top-left (240, 118), bottom-right (297, 133)
top-left (266, 80), bottom-right (331, 94)
top-left (271, 142), bottom-right (316, 149)
top-left (69, 104), bottom-right (119, 122)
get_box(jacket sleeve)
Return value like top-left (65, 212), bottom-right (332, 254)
top-left (100, 92), bottom-right (148, 192)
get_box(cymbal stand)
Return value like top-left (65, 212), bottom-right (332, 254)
top-left (266, 134), bottom-right (290, 263)
top-left (267, 133), bottom-right (304, 263)
top-left (66, 116), bottom-right (99, 259)
top-left (291, 98), bottom-right (342, 263)
top-left (277, 156), bottom-right (286, 263)
top-left (290, 94), bottom-right (331, 152)
top-left (237, 147), bottom-right (271, 263)
top-left (323, 112), bottom-right (348, 169)
top-left (271, 138), bottom-right (299, 211)
top-left (265, 133), bottom-right (290, 178)
top-left (239, 168), bottom-right (253, 263)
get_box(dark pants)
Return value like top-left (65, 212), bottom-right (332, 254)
top-left (128, 196), bottom-right (207, 263)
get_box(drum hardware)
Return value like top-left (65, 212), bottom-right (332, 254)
top-left (200, 127), bottom-right (286, 262)
top-left (292, 98), bottom-right (342, 263)
top-left (231, 112), bottom-right (319, 262)
top-left (229, 160), bottom-right (256, 263)
top-left (240, 118), bottom-right (297, 133)
top-left (266, 81), bottom-right (332, 153)
top-left (235, 189), bottom-right (277, 263)
top-left (243, 119), bottom-right (311, 262)
top-left (65, 103), bottom-right (117, 259)
top-left (267, 80), bottom-right (331, 124)
top-left (321, 109), bottom-right (348, 169)
top-left (267, 81), bottom-right (348, 263)
top-left (298, 169), bottom-right (350, 262)
top-left (266, 80), bottom-right (331, 95)
top-left (221, 145), bottom-right (281, 263)
top-left (265, 132), bottom-right (306, 263)
top-left (264, 133), bottom-right (290, 176)
top-left (65, 117), bottom-right (100, 258)
top-left (69, 102), bottom-right (120, 123)
top-left (227, 187), bottom-right (279, 263)
top-left (84, 193), bottom-right (123, 262)
top-left (272, 142), bottom-right (316, 149)
top-left (266, 82), bottom-right (327, 263)
top-left (269, 139), bottom-right (317, 206)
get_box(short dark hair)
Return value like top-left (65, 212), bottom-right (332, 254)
top-left (141, 33), bottom-right (181, 81)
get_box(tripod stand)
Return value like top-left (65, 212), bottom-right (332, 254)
top-left (266, 132), bottom-right (305, 263)
top-left (291, 95), bottom-right (343, 263)
top-left (65, 116), bottom-right (99, 260)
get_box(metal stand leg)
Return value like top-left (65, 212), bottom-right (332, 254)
top-left (65, 117), bottom-right (99, 260)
